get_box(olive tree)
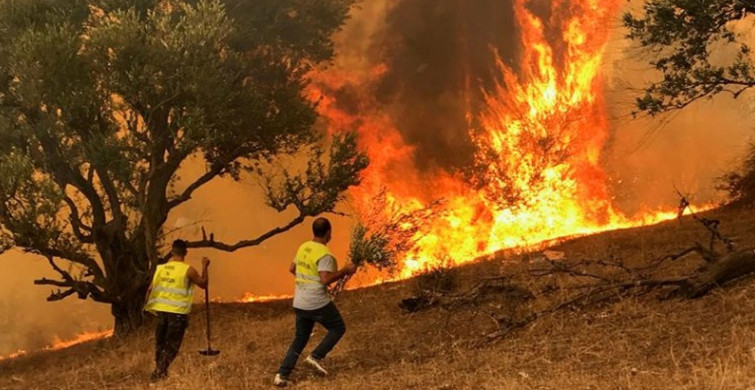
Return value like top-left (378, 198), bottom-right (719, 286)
top-left (0, 0), bottom-right (366, 335)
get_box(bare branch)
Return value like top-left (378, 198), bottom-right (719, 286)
top-left (487, 277), bottom-right (691, 339)
top-left (33, 256), bottom-right (110, 303)
top-left (167, 164), bottom-right (225, 210)
top-left (34, 247), bottom-right (104, 283)
top-left (34, 278), bottom-right (70, 288)
top-left (530, 260), bottom-right (619, 283)
top-left (47, 288), bottom-right (77, 301)
top-left (62, 196), bottom-right (94, 243)
top-left (676, 189), bottom-right (735, 253)
top-left (182, 214), bottom-right (307, 253)
top-left (94, 165), bottom-right (125, 224)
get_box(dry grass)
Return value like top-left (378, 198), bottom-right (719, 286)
top-left (3, 206), bottom-right (755, 389)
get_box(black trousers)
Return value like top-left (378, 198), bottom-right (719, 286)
top-left (154, 312), bottom-right (189, 375)
top-left (278, 302), bottom-right (346, 377)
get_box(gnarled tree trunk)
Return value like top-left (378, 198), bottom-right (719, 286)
top-left (100, 234), bottom-right (153, 337)
top-left (112, 297), bottom-right (148, 336)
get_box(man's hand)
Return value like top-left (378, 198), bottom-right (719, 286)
top-left (187, 263), bottom-right (209, 290)
top-left (343, 263), bottom-right (357, 275)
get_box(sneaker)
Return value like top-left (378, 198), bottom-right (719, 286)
top-left (305, 355), bottom-right (328, 376)
top-left (273, 374), bottom-right (289, 387)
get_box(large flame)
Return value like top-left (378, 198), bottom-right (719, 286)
top-left (311, 0), bottom-right (691, 280)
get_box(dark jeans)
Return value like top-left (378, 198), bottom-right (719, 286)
top-left (154, 312), bottom-right (189, 376)
top-left (278, 302), bottom-right (346, 377)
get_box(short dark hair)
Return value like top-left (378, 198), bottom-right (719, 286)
top-left (312, 218), bottom-right (331, 238)
top-left (172, 239), bottom-right (188, 257)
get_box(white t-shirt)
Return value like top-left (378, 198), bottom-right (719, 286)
top-left (292, 254), bottom-right (337, 311)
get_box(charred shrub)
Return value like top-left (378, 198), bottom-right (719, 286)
top-left (413, 261), bottom-right (459, 296)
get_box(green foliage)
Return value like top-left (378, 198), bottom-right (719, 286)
top-left (348, 223), bottom-right (394, 270)
top-left (0, 0), bottom-right (361, 331)
top-left (0, 152), bottom-right (66, 250)
top-left (261, 132), bottom-right (369, 215)
top-left (624, 0), bottom-right (755, 115)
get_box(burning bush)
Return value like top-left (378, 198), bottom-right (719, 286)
top-left (347, 224), bottom-right (395, 271)
top-left (332, 190), bottom-right (443, 295)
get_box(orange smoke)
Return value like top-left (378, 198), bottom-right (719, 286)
top-left (311, 0), bottom-right (694, 279)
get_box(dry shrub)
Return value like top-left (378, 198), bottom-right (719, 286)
top-left (413, 261), bottom-right (460, 296)
top-left (720, 142), bottom-right (755, 204)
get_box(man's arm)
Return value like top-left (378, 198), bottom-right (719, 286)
top-left (187, 257), bottom-right (210, 289)
top-left (143, 284), bottom-right (153, 308)
top-left (319, 263), bottom-right (357, 287)
top-left (143, 268), bottom-right (160, 307)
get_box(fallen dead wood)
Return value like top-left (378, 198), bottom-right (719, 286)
top-left (677, 248), bottom-right (755, 298)
top-left (399, 276), bottom-right (535, 313)
top-left (399, 198), bottom-right (755, 339)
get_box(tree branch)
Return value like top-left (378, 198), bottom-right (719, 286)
top-left (48, 288), bottom-right (77, 301)
top-left (94, 165), bottom-right (125, 224)
top-left (488, 277), bottom-right (691, 339)
top-left (27, 123), bottom-right (108, 227)
top-left (167, 164), bottom-right (225, 210)
top-left (33, 256), bottom-right (110, 303)
top-left (34, 278), bottom-right (70, 288)
top-left (183, 214), bottom-right (307, 253)
top-left (62, 196), bottom-right (94, 243)
top-left (25, 246), bottom-right (106, 285)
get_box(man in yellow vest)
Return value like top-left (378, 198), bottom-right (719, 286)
top-left (145, 239), bottom-right (210, 381)
top-left (274, 218), bottom-right (357, 387)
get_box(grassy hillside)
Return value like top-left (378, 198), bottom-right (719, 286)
top-left (2, 206), bottom-right (755, 389)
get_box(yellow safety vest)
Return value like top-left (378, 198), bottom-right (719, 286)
top-left (145, 261), bottom-right (194, 315)
top-left (294, 241), bottom-right (332, 289)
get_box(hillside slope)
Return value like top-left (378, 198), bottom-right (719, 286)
top-left (2, 206), bottom-right (755, 390)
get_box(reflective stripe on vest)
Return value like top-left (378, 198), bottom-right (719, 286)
top-left (153, 285), bottom-right (192, 295)
top-left (145, 261), bottom-right (194, 315)
top-left (146, 298), bottom-right (191, 309)
top-left (295, 273), bottom-right (321, 282)
top-left (294, 241), bottom-right (332, 288)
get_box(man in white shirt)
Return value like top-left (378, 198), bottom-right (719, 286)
top-left (274, 218), bottom-right (356, 387)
